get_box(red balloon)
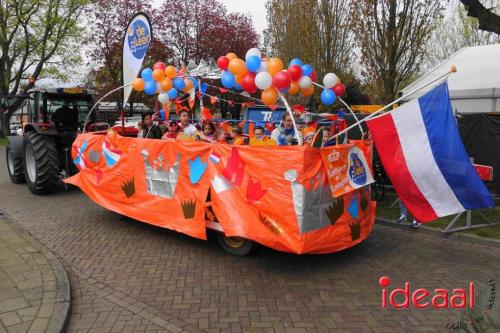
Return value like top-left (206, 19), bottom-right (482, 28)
top-left (288, 65), bottom-right (302, 81)
top-left (217, 56), bottom-right (230, 70)
top-left (332, 83), bottom-right (346, 97)
top-left (273, 71), bottom-right (291, 90)
top-left (153, 62), bottom-right (166, 71)
top-left (241, 73), bottom-right (257, 93)
top-left (310, 70), bottom-right (317, 82)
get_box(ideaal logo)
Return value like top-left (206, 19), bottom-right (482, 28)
top-left (379, 276), bottom-right (475, 309)
top-left (127, 19), bottom-right (150, 59)
top-left (379, 276), bottom-right (500, 332)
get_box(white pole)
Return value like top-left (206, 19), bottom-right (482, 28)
top-left (83, 83), bottom-right (133, 133)
top-left (312, 81), bottom-right (364, 137)
top-left (278, 92), bottom-right (303, 145)
top-left (328, 67), bottom-right (456, 141)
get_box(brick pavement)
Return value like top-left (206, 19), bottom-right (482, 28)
top-left (1, 146), bottom-right (500, 332)
top-left (0, 214), bottom-right (70, 333)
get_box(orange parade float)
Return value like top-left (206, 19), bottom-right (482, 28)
top-left (67, 25), bottom-right (377, 255)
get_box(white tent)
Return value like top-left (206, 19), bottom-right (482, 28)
top-left (400, 44), bottom-right (500, 114)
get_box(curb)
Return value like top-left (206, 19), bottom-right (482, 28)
top-left (0, 209), bottom-right (71, 333)
top-left (376, 217), bottom-right (500, 248)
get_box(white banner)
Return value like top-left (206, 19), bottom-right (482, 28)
top-left (122, 13), bottom-right (152, 107)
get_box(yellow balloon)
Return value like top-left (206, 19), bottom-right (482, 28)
top-left (160, 78), bottom-right (172, 91)
top-left (228, 58), bottom-right (247, 76)
top-left (268, 58), bottom-right (283, 76)
top-left (261, 87), bottom-right (278, 105)
top-left (165, 66), bottom-right (177, 79)
top-left (133, 78), bottom-right (145, 92)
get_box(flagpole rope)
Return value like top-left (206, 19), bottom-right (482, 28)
top-left (328, 68), bottom-right (456, 141)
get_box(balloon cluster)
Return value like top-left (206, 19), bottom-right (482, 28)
top-left (132, 62), bottom-right (199, 106)
top-left (216, 48), bottom-right (346, 106)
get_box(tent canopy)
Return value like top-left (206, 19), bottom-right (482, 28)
top-left (400, 44), bottom-right (500, 113)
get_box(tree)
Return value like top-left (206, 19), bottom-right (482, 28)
top-left (0, 0), bottom-right (87, 136)
top-left (351, 0), bottom-right (443, 104)
top-left (458, 0), bottom-right (500, 34)
top-left (424, 0), bottom-right (500, 71)
top-left (156, 0), bottom-right (259, 65)
top-left (264, 0), bottom-right (357, 110)
top-left (85, 0), bottom-right (173, 104)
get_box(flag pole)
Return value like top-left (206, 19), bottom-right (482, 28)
top-left (328, 66), bottom-right (457, 141)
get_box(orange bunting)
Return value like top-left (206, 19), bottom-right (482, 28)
top-left (219, 88), bottom-right (229, 94)
top-left (188, 98), bottom-right (195, 110)
top-left (210, 96), bottom-right (218, 105)
top-left (202, 107), bottom-right (213, 120)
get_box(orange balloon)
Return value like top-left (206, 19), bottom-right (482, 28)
top-left (183, 79), bottom-right (194, 92)
top-left (235, 74), bottom-right (244, 85)
top-left (165, 66), bottom-right (177, 79)
top-left (228, 58), bottom-right (247, 76)
top-left (152, 69), bottom-right (165, 82)
top-left (300, 85), bottom-right (315, 97)
top-left (226, 53), bottom-right (237, 61)
top-left (133, 78), bottom-right (145, 92)
top-left (261, 87), bottom-right (278, 105)
top-left (288, 81), bottom-right (299, 95)
top-left (268, 58), bottom-right (283, 76)
top-left (160, 78), bottom-right (172, 91)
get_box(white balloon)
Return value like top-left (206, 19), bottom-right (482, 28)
top-left (258, 60), bottom-right (269, 72)
top-left (156, 82), bottom-right (166, 93)
top-left (255, 71), bottom-right (273, 90)
top-left (299, 76), bottom-right (312, 89)
top-left (323, 73), bottom-right (338, 89)
top-left (158, 93), bottom-right (169, 104)
top-left (245, 48), bottom-right (261, 60)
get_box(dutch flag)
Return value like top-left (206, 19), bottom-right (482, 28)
top-left (366, 83), bottom-right (494, 223)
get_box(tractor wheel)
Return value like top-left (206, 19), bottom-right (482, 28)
top-left (23, 131), bottom-right (60, 194)
top-left (216, 233), bottom-right (254, 256)
top-left (6, 141), bottom-right (25, 183)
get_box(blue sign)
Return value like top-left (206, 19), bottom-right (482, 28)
top-left (244, 107), bottom-right (286, 134)
top-left (127, 19), bottom-right (150, 60)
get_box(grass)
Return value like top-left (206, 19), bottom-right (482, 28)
top-left (376, 190), bottom-right (500, 239)
top-left (0, 137), bottom-right (8, 146)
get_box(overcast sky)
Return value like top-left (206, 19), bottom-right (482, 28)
top-left (152, 0), bottom-right (268, 36)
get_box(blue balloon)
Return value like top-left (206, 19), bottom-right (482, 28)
top-left (246, 55), bottom-right (261, 72)
top-left (160, 109), bottom-right (166, 121)
top-left (141, 68), bottom-right (153, 81)
top-left (173, 78), bottom-right (185, 91)
top-left (200, 83), bottom-right (208, 94)
top-left (167, 88), bottom-right (178, 99)
top-left (144, 80), bottom-right (156, 95)
top-left (289, 58), bottom-right (303, 67)
top-left (221, 71), bottom-right (235, 88)
top-left (321, 89), bottom-right (337, 105)
top-left (234, 83), bottom-right (242, 91)
top-left (302, 64), bottom-right (313, 76)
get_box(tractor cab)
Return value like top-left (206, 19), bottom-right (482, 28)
top-left (5, 87), bottom-right (109, 194)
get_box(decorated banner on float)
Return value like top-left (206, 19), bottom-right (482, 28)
top-left (66, 133), bottom-right (376, 254)
top-left (122, 12), bottom-right (152, 106)
top-left (321, 141), bottom-right (374, 198)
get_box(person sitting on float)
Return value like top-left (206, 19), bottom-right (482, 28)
top-left (230, 126), bottom-right (247, 145)
top-left (250, 126), bottom-right (276, 146)
top-left (162, 120), bottom-right (180, 140)
top-left (195, 122), bottom-right (217, 143)
top-left (302, 125), bottom-right (316, 146)
top-left (271, 113), bottom-right (299, 146)
top-left (178, 109), bottom-right (197, 136)
top-left (140, 114), bottom-right (163, 139)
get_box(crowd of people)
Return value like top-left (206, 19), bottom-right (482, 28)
top-left (137, 110), bottom-right (342, 147)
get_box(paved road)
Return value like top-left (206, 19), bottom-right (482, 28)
top-left (1, 146), bottom-right (500, 333)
